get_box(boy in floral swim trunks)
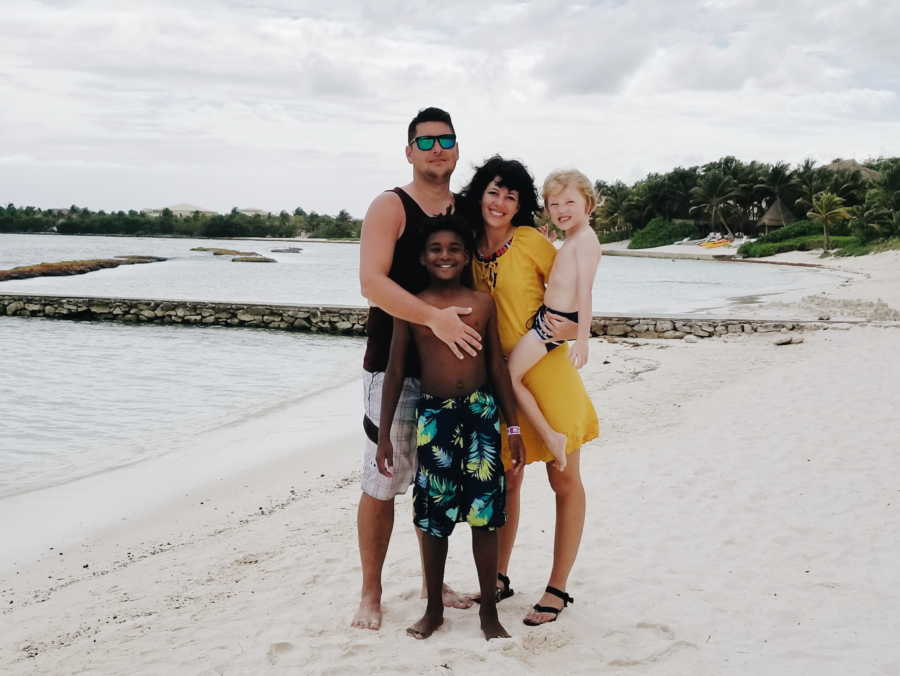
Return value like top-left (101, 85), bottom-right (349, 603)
top-left (376, 215), bottom-right (524, 640)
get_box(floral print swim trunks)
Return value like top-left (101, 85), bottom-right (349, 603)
top-left (412, 387), bottom-right (506, 538)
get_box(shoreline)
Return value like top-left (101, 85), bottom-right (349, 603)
top-left (0, 376), bottom-right (361, 572)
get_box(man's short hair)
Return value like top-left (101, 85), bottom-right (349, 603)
top-left (408, 107), bottom-right (455, 144)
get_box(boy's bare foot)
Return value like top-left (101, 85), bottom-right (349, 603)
top-left (479, 607), bottom-right (511, 640)
top-left (406, 611), bottom-right (444, 639)
top-left (545, 430), bottom-right (568, 471)
top-left (420, 582), bottom-right (473, 609)
top-left (351, 594), bottom-right (382, 630)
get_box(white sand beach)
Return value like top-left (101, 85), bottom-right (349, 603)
top-left (2, 251), bottom-right (899, 675)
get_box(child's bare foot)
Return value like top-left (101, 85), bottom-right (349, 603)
top-left (406, 610), bottom-right (444, 640)
top-left (351, 594), bottom-right (382, 630)
top-left (419, 582), bottom-right (473, 609)
top-left (479, 607), bottom-right (511, 640)
top-left (545, 430), bottom-right (568, 471)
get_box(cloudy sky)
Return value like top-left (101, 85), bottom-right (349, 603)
top-left (2, 0), bottom-right (898, 218)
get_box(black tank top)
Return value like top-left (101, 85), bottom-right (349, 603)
top-left (362, 187), bottom-right (433, 375)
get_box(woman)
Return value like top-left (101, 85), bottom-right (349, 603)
top-left (460, 156), bottom-right (599, 625)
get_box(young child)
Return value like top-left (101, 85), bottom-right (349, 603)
top-left (376, 215), bottom-right (524, 641)
top-left (506, 169), bottom-right (602, 472)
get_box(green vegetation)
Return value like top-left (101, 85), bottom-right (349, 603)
top-left (628, 218), bottom-right (697, 249)
top-left (745, 220), bottom-right (829, 243)
top-left (806, 192), bottom-right (850, 251)
top-left (738, 236), bottom-right (855, 258)
top-left (0, 204), bottom-right (362, 239)
top-left (737, 218), bottom-right (857, 257)
top-left (598, 230), bottom-right (629, 244)
top-left (592, 155), bottom-right (900, 256)
top-left (834, 236), bottom-right (900, 256)
top-left (0, 256), bottom-right (166, 281)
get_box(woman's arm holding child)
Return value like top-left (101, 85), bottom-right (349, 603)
top-left (484, 301), bottom-right (524, 472)
top-left (375, 317), bottom-right (410, 477)
top-left (569, 236), bottom-right (602, 369)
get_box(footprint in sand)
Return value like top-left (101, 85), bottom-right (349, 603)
top-left (266, 641), bottom-right (295, 665)
top-left (520, 628), bottom-right (572, 654)
top-left (606, 622), bottom-right (697, 668)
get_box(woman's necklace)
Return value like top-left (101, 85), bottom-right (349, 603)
top-left (476, 229), bottom-right (514, 291)
top-left (477, 228), bottom-right (514, 262)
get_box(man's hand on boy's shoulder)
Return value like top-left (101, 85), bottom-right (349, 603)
top-left (508, 434), bottom-right (524, 474)
top-left (376, 438), bottom-right (394, 477)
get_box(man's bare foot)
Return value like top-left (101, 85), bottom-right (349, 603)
top-left (545, 430), bottom-right (568, 471)
top-left (351, 595), bottom-right (382, 630)
top-left (406, 611), bottom-right (444, 640)
top-left (479, 607), bottom-right (511, 640)
top-left (420, 583), bottom-right (473, 609)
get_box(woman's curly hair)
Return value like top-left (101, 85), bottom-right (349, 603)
top-left (458, 155), bottom-right (541, 235)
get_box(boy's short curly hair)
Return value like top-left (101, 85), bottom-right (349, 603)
top-left (542, 169), bottom-right (598, 214)
top-left (420, 212), bottom-right (475, 254)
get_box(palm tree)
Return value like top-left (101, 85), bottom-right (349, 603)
top-left (755, 162), bottom-right (798, 227)
top-left (793, 158), bottom-right (828, 214)
top-left (638, 173), bottom-right (671, 222)
top-left (730, 160), bottom-right (767, 232)
top-left (807, 192), bottom-right (850, 251)
top-left (856, 160), bottom-right (900, 239)
top-left (689, 170), bottom-right (740, 237)
top-left (826, 169), bottom-right (868, 207)
top-left (598, 181), bottom-right (636, 233)
top-left (664, 167), bottom-right (699, 219)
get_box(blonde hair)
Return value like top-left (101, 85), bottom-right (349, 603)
top-left (542, 169), bottom-right (597, 214)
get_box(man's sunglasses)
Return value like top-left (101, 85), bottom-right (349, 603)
top-left (410, 134), bottom-right (457, 151)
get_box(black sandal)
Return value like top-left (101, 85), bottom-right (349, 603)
top-left (523, 586), bottom-right (574, 626)
top-left (473, 572), bottom-right (514, 604)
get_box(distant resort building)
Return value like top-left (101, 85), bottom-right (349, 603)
top-left (142, 203), bottom-right (218, 218)
top-left (141, 204), bottom-right (274, 218)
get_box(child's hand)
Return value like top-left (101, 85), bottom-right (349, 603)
top-left (508, 434), bottom-right (524, 474)
top-left (376, 439), bottom-right (394, 477)
top-left (569, 339), bottom-right (588, 369)
top-left (537, 224), bottom-right (557, 243)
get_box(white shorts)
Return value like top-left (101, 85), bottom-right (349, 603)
top-left (360, 371), bottom-right (420, 500)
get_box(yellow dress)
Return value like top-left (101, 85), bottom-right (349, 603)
top-left (473, 226), bottom-right (599, 468)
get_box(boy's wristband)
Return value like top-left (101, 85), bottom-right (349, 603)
top-left (507, 426), bottom-right (521, 435)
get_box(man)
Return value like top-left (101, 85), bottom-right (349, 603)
top-left (352, 107), bottom-right (483, 630)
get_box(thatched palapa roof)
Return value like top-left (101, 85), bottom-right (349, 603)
top-left (824, 159), bottom-right (881, 182)
top-left (758, 198), bottom-right (796, 228)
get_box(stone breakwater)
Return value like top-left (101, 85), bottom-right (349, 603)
top-left (0, 293), bottom-right (844, 339)
top-left (0, 294), bottom-right (368, 334)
